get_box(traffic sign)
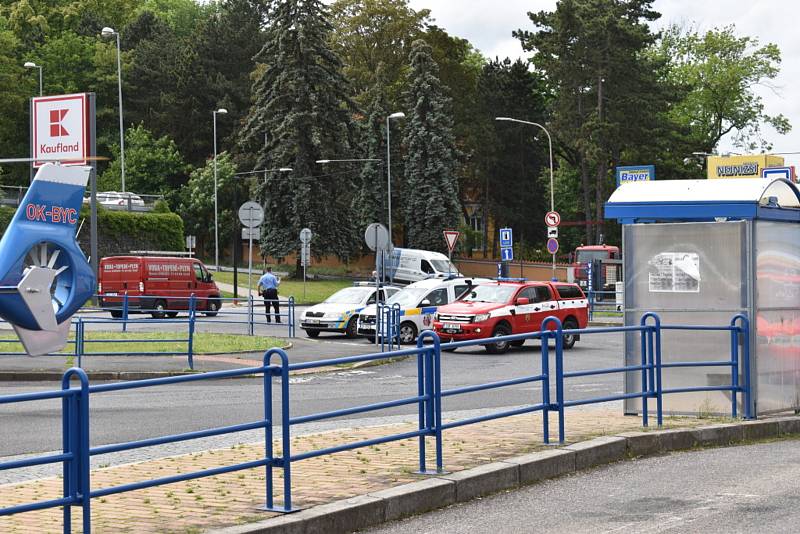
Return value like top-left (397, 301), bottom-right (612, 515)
top-left (544, 211), bottom-right (561, 227)
top-left (300, 243), bottom-right (311, 267)
top-left (299, 227), bottom-right (313, 244)
top-left (547, 226), bottom-right (558, 238)
top-left (546, 238), bottom-right (559, 255)
top-left (443, 230), bottom-right (460, 252)
top-left (238, 201), bottom-right (264, 228)
top-left (501, 247), bottom-right (514, 261)
top-left (762, 166), bottom-right (795, 181)
top-left (499, 228), bottom-right (513, 247)
top-left (241, 227), bottom-right (261, 240)
top-left (364, 223), bottom-right (390, 251)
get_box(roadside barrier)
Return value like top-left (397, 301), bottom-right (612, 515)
top-left (586, 288), bottom-right (623, 319)
top-left (0, 312), bottom-right (751, 529)
top-left (88, 293), bottom-right (296, 337)
top-left (376, 302), bottom-right (401, 351)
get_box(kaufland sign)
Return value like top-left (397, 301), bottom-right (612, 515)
top-left (31, 93), bottom-right (89, 167)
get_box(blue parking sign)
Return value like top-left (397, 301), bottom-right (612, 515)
top-left (501, 247), bottom-right (514, 261)
top-left (499, 228), bottom-right (513, 248)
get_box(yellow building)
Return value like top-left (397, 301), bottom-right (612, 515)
top-left (707, 154), bottom-right (784, 179)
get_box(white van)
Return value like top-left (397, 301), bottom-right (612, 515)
top-left (357, 276), bottom-right (490, 344)
top-left (384, 248), bottom-right (462, 284)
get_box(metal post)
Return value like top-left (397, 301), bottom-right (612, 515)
top-left (247, 228), bottom-right (254, 302)
top-left (188, 294), bottom-right (196, 370)
top-left (248, 295), bottom-right (255, 336)
top-left (288, 297), bottom-right (295, 337)
top-left (541, 331), bottom-right (550, 444)
top-left (111, 31), bottom-right (125, 193)
top-left (213, 111), bottom-right (219, 272)
top-left (386, 116), bottom-right (392, 246)
top-left (416, 339), bottom-right (426, 472)
top-left (122, 292), bottom-right (128, 333)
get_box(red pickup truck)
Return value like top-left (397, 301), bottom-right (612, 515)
top-left (433, 280), bottom-right (589, 353)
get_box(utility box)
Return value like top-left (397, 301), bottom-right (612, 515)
top-left (606, 178), bottom-right (800, 417)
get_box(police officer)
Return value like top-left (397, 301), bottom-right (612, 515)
top-left (258, 267), bottom-right (281, 323)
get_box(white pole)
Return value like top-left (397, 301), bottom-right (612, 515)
top-left (247, 230), bottom-right (253, 302)
top-left (213, 112), bottom-right (219, 272)
top-left (386, 116), bottom-right (392, 247)
top-left (114, 32), bottom-right (125, 193)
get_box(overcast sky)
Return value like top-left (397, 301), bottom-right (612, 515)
top-left (408, 0), bottom-right (799, 167)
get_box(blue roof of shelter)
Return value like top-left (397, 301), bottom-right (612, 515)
top-left (604, 178), bottom-right (800, 224)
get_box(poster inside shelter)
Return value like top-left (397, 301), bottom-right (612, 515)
top-left (648, 252), bottom-right (701, 292)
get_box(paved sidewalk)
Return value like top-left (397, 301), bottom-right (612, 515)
top-left (0, 410), bottom-right (704, 533)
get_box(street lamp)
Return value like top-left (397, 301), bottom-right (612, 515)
top-left (386, 112), bottom-right (405, 246)
top-left (316, 159), bottom-right (382, 164)
top-left (495, 116), bottom-right (556, 280)
top-left (101, 26), bottom-right (126, 193)
top-left (234, 167), bottom-right (293, 182)
top-left (212, 108), bottom-right (228, 272)
top-left (23, 62), bottom-right (42, 96)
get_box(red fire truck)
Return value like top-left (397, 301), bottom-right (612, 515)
top-left (572, 244), bottom-right (621, 298)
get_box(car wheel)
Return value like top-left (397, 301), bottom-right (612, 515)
top-left (151, 300), bottom-right (167, 319)
top-left (167, 311), bottom-right (178, 318)
top-left (398, 322), bottom-right (418, 344)
top-left (563, 318), bottom-right (579, 349)
top-left (204, 299), bottom-right (220, 317)
top-left (305, 329), bottom-right (320, 338)
top-left (485, 323), bottom-right (511, 354)
top-left (110, 310), bottom-right (122, 319)
top-left (510, 339), bottom-right (525, 347)
top-left (345, 317), bottom-right (359, 338)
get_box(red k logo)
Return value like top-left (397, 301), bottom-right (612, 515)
top-left (49, 109), bottom-right (70, 137)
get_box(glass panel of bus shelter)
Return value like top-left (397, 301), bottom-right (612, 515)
top-left (754, 220), bottom-right (800, 414)
top-left (623, 221), bottom-right (749, 415)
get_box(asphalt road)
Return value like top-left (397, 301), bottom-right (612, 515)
top-left (0, 331), bottom-right (624, 458)
top-left (365, 438), bottom-right (800, 534)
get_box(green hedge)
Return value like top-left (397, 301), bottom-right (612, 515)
top-left (0, 205), bottom-right (184, 251)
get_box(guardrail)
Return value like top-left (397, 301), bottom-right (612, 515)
top-left (0, 313), bottom-right (751, 530)
top-left (586, 288), bottom-right (623, 319)
top-left (89, 293), bottom-right (295, 337)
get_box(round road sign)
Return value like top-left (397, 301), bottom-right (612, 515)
top-left (544, 211), bottom-right (561, 227)
top-left (546, 237), bottom-right (559, 255)
top-left (300, 227), bottom-right (313, 244)
top-left (238, 201), bottom-right (264, 228)
top-left (364, 223), bottom-right (390, 251)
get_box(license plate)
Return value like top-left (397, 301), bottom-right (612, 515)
top-left (443, 323), bottom-right (461, 332)
top-left (106, 292), bottom-right (118, 296)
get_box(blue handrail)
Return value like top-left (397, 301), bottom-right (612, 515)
top-left (0, 312), bottom-right (752, 531)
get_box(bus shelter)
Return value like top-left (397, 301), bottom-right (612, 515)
top-left (605, 178), bottom-right (800, 417)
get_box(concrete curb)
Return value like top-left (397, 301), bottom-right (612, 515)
top-left (209, 416), bottom-right (800, 534)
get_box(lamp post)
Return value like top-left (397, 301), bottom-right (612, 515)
top-left (386, 112), bottom-right (405, 247)
top-left (101, 27), bottom-right (126, 192)
top-left (212, 108), bottom-right (228, 272)
top-left (23, 62), bottom-right (42, 96)
top-left (495, 116), bottom-right (556, 280)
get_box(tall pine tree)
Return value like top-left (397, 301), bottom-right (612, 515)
top-left (402, 39), bottom-right (460, 252)
top-left (353, 65), bottom-right (389, 235)
top-left (239, 0), bottom-right (360, 263)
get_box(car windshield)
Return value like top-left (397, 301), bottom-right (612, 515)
top-left (461, 285), bottom-right (516, 304)
top-left (386, 287), bottom-right (428, 307)
top-left (324, 287), bottom-right (371, 304)
top-left (430, 259), bottom-right (457, 273)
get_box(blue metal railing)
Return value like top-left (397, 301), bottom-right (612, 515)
top-left (0, 312), bottom-right (752, 531)
top-left (89, 293), bottom-right (296, 338)
top-left (377, 302), bottom-right (401, 351)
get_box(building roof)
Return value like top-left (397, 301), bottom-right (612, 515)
top-left (604, 178), bottom-right (800, 223)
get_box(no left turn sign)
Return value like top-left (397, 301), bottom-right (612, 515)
top-left (544, 211), bottom-right (561, 227)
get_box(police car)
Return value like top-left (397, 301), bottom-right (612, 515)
top-left (357, 277), bottom-right (490, 344)
top-left (300, 283), bottom-right (400, 338)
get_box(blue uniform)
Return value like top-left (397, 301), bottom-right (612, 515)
top-left (258, 272), bottom-right (281, 323)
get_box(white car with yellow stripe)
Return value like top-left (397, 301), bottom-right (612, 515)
top-left (300, 284), bottom-right (400, 338)
top-left (357, 277), bottom-right (489, 344)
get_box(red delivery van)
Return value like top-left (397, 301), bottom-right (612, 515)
top-left (98, 256), bottom-right (222, 318)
